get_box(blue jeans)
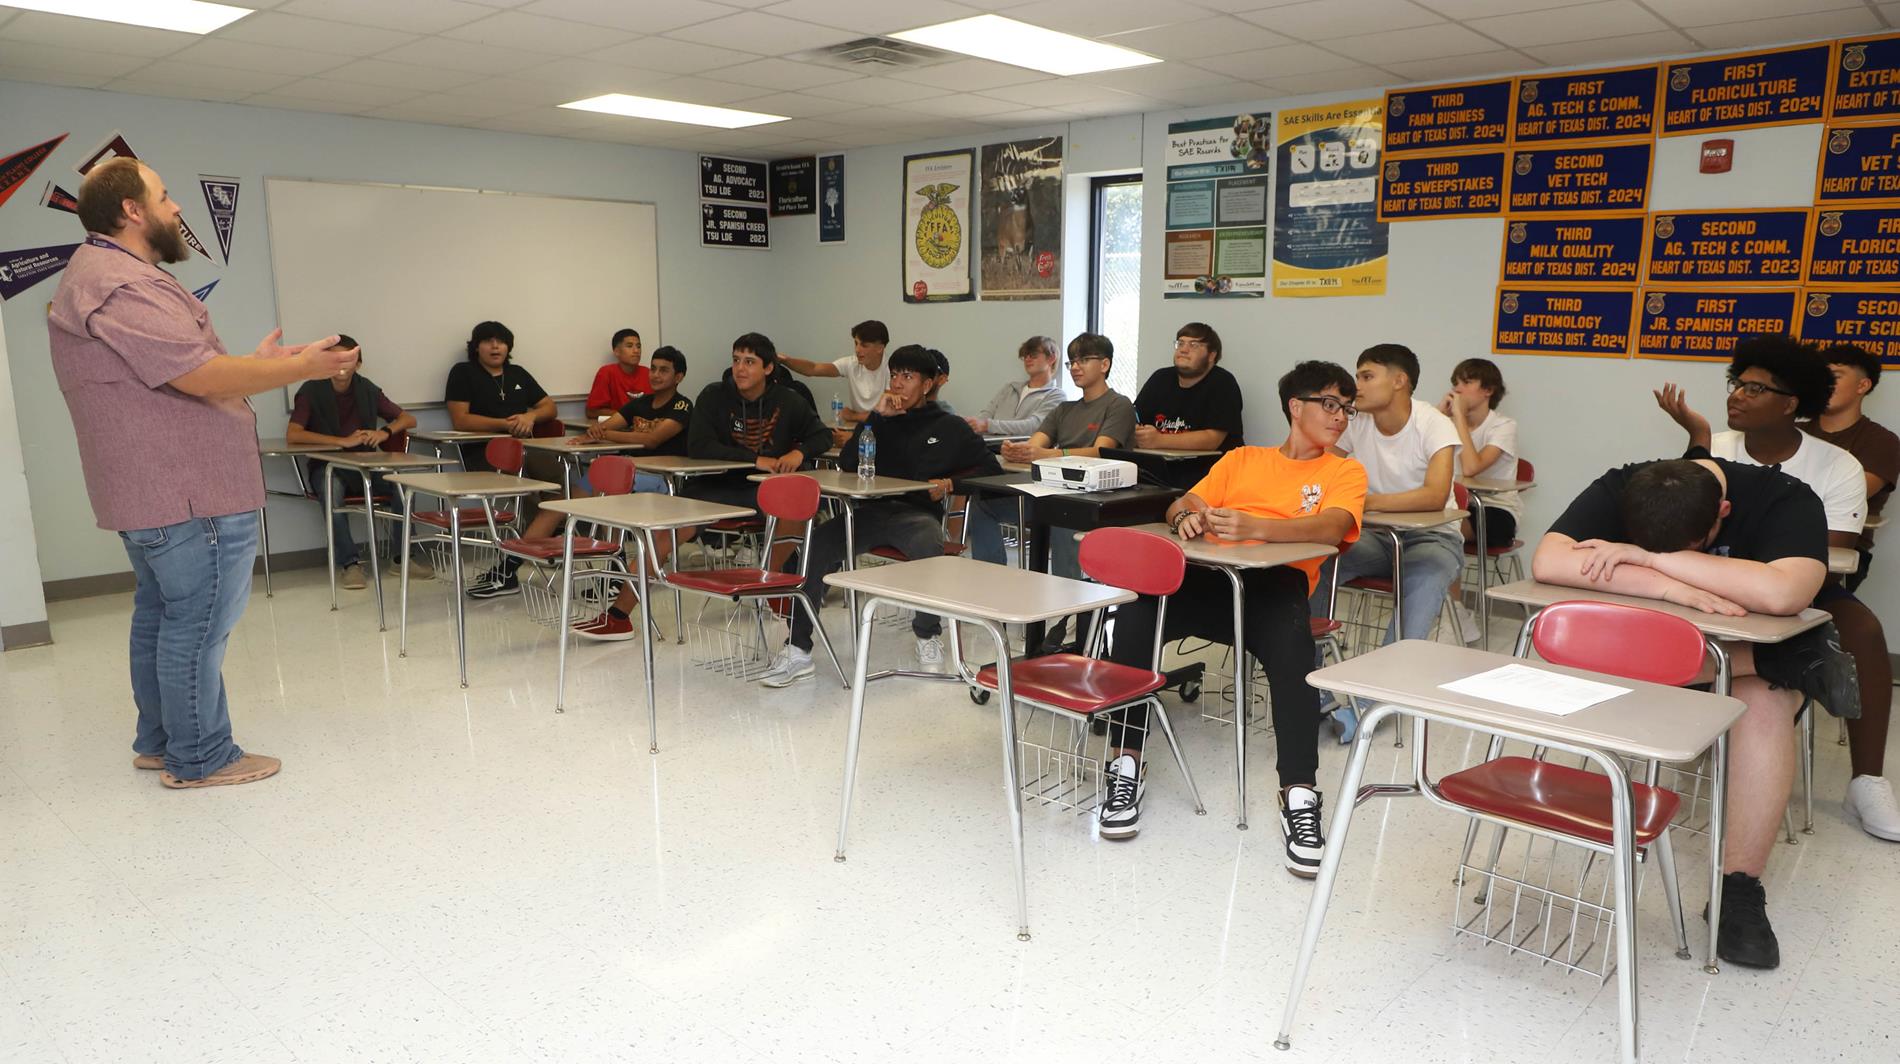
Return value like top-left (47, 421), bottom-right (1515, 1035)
top-left (120, 512), bottom-right (257, 779)
top-left (1313, 528), bottom-right (1464, 643)
top-left (966, 497), bottom-right (1081, 577)
top-left (310, 462), bottom-right (394, 570)
top-left (634, 471), bottom-right (667, 494)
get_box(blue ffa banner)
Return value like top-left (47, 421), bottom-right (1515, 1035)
top-left (1818, 123), bottom-right (1900, 203)
top-left (1513, 65), bottom-right (1660, 144)
top-left (1384, 79), bottom-right (1512, 154)
top-left (1831, 34), bottom-right (1900, 121)
top-left (1507, 142), bottom-right (1651, 213)
top-left (1493, 287), bottom-right (1636, 357)
top-left (1500, 216), bottom-right (1644, 284)
top-left (1635, 289), bottom-right (1799, 361)
top-left (1807, 207), bottom-right (1900, 283)
top-left (1644, 209), bottom-right (1809, 284)
top-left (1376, 152), bottom-right (1505, 220)
top-left (1799, 290), bottom-right (1900, 367)
top-left (1662, 44), bottom-right (1831, 135)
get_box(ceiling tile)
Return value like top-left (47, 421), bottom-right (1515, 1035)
top-left (823, 105), bottom-right (933, 127)
top-left (1317, 23), bottom-right (1497, 64)
top-left (242, 94), bottom-right (370, 115)
top-left (1062, 93), bottom-right (1166, 116)
top-left (446, 76), bottom-right (581, 105)
top-left (0, 12), bottom-right (195, 57)
top-left (1238, 0), bottom-right (1444, 41)
top-left (1195, 43), bottom-right (1372, 80)
top-left (893, 93), bottom-right (1023, 117)
top-left (211, 12), bottom-right (421, 55)
top-left (442, 11), bottom-right (638, 54)
top-left (640, 75), bottom-right (770, 104)
top-left (516, 0), bottom-right (743, 34)
top-left (1282, 65), bottom-right (1398, 93)
top-left (664, 12), bottom-right (859, 55)
top-left (1415, 0), bottom-right (1594, 16)
top-left (1005, 0), bottom-right (1191, 39)
top-left (388, 91), bottom-right (525, 118)
top-left (825, 128), bottom-right (914, 146)
top-left (1161, 81), bottom-right (1277, 107)
top-left (706, 57), bottom-right (865, 90)
top-left (1640, 0), bottom-right (1854, 26)
top-left (757, 0), bottom-right (982, 36)
top-left (319, 58), bottom-right (486, 92)
top-left (978, 78), bottom-right (1132, 107)
top-left (1466, 1), bottom-right (1668, 49)
top-left (885, 58), bottom-right (1051, 91)
top-left (509, 58), bottom-right (680, 93)
top-left (274, 0), bottom-right (497, 34)
top-left (0, 63), bottom-right (113, 88)
top-left (373, 37), bottom-right (548, 72)
top-left (975, 107), bottom-right (1078, 126)
top-left (1075, 62), bottom-right (1238, 97)
top-left (102, 78), bottom-right (253, 103)
top-left (1689, 8), bottom-right (1882, 49)
top-left (116, 60), bottom-right (303, 93)
top-left (757, 117), bottom-right (855, 138)
top-left (1521, 29), bottom-right (1697, 66)
top-left (268, 77), bottom-right (425, 105)
top-left (724, 90), bottom-right (868, 117)
top-left (585, 36), bottom-right (761, 74)
top-left (1384, 49), bottom-right (1532, 83)
top-left (160, 39), bottom-right (357, 77)
top-left (362, 104), bottom-right (486, 125)
top-left (804, 76), bottom-right (950, 103)
top-left (1100, 17), bottom-right (1294, 61)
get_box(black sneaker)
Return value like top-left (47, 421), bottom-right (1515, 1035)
top-left (1704, 871), bottom-right (1780, 969)
top-left (1757, 622), bottom-right (1860, 719)
top-left (466, 569), bottom-right (520, 599)
top-left (1097, 754), bottom-right (1143, 839)
top-left (1280, 786), bottom-right (1325, 878)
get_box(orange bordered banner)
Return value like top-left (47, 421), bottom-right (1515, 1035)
top-left (1493, 287), bottom-right (1636, 358)
top-left (1806, 206), bottom-right (1900, 284)
top-left (1499, 215), bottom-right (1645, 284)
top-left (1634, 288), bottom-right (1800, 362)
top-left (1830, 33), bottom-right (1900, 123)
top-left (1643, 208), bottom-right (1810, 285)
top-left (1661, 43), bottom-right (1832, 136)
top-left (1512, 64), bottom-right (1661, 145)
top-left (1798, 289), bottom-right (1900, 368)
top-left (1507, 141), bottom-right (1652, 214)
top-left (1384, 78), bottom-right (1513, 155)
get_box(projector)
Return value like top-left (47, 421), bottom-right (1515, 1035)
top-left (1033, 456), bottom-right (1137, 492)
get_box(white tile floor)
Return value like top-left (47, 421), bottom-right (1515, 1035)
top-left (2, 567), bottom-right (1897, 1064)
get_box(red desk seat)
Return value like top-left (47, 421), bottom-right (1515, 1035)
top-left (975, 655), bottom-right (1167, 715)
top-left (1438, 756), bottom-right (1680, 847)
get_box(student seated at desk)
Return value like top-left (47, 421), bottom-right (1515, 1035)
top-left (443, 320), bottom-right (559, 462)
top-left (779, 320), bottom-right (889, 429)
top-left (286, 335), bottom-right (429, 589)
top-left (1310, 343), bottom-right (1461, 645)
top-left (469, 346), bottom-right (691, 606)
top-left (1103, 361), bottom-right (1365, 872)
top-left (926, 348), bottom-right (955, 414)
top-left (758, 345), bottom-right (1000, 687)
top-left (1533, 457), bottom-right (1844, 969)
top-left (584, 328), bottom-right (650, 422)
top-left (969, 332), bottom-right (1136, 584)
top-left (966, 335), bottom-right (1065, 437)
top-left (1131, 322), bottom-right (1244, 453)
top-left (1807, 343), bottom-right (1896, 594)
top-left (1656, 335), bottom-right (1894, 842)
top-left (1440, 357), bottom-right (1520, 640)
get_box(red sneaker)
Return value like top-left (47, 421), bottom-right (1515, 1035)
top-left (574, 612), bottom-right (636, 642)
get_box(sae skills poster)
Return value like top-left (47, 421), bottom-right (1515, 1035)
top-left (1272, 101), bottom-right (1387, 298)
top-left (1164, 114), bottom-right (1270, 298)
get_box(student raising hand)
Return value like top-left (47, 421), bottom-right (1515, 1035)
top-left (1654, 383), bottom-right (1712, 450)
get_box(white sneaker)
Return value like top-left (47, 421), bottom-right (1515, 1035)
top-left (1452, 602), bottom-right (1482, 644)
top-left (1280, 785), bottom-right (1326, 878)
top-left (758, 646), bottom-right (814, 688)
top-left (1098, 754), bottom-right (1144, 839)
top-left (1846, 775), bottom-right (1900, 841)
top-left (915, 634), bottom-right (946, 673)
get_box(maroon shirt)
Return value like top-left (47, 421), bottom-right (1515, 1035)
top-left (47, 235), bottom-right (264, 531)
top-left (288, 385), bottom-right (403, 437)
top-left (1804, 416), bottom-right (1900, 549)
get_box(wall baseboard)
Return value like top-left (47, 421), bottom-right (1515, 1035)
top-left (42, 548), bottom-right (333, 603)
top-left (1, 620), bottom-right (53, 650)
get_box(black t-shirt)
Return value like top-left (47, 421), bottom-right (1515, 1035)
top-left (1550, 458), bottom-right (1827, 565)
top-left (1133, 364), bottom-right (1244, 449)
top-left (444, 361), bottom-right (548, 418)
top-left (616, 392), bottom-right (693, 457)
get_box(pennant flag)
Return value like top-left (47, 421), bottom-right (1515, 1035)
top-left (0, 134), bottom-right (67, 210)
top-left (178, 216), bottom-right (210, 260)
top-left (40, 181), bottom-right (78, 215)
top-left (191, 279), bottom-right (218, 302)
top-left (0, 243), bottom-right (80, 302)
top-left (74, 130), bottom-right (137, 177)
top-left (199, 175), bottom-right (238, 263)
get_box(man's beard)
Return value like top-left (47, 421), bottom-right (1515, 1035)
top-left (147, 214), bottom-right (189, 264)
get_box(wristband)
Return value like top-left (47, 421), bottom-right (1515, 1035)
top-left (1169, 511), bottom-right (1191, 531)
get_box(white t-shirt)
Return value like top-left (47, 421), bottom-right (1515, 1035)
top-left (1709, 430), bottom-right (1866, 535)
top-left (1461, 410), bottom-right (1522, 516)
top-left (1338, 397), bottom-right (1461, 497)
top-left (833, 354), bottom-right (889, 413)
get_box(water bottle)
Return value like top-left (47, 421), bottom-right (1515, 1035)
top-left (857, 426), bottom-right (876, 483)
top-left (830, 397), bottom-right (844, 425)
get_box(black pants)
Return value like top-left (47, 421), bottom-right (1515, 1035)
top-left (1106, 565), bottom-right (1321, 790)
top-left (789, 501), bottom-right (945, 650)
top-left (1466, 500), bottom-right (1517, 549)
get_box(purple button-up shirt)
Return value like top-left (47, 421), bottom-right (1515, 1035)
top-left (47, 235), bottom-right (263, 531)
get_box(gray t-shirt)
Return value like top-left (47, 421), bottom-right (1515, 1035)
top-left (1036, 390), bottom-right (1136, 449)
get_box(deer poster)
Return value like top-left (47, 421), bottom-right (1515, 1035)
top-left (978, 137), bottom-right (1062, 301)
top-left (902, 149), bottom-right (974, 303)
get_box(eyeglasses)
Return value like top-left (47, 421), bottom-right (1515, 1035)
top-left (1174, 338), bottom-right (1207, 350)
top-left (1066, 355), bottom-right (1108, 368)
top-left (1295, 395), bottom-right (1356, 418)
top-left (1726, 378), bottom-right (1795, 399)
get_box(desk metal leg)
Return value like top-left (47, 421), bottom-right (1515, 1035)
top-left (1221, 567), bottom-right (1250, 830)
top-left (835, 601), bottom-right (881, 863)
top-left (1706, 644), bottom-right (1732, 974)
top-left (555, 516), bottom-right (575, 714)
top-left (1474, 502), bottom-right (1489, 647)
top-left (398, 487), bottom-right (413, 657)
top-left (1015, 498), bottom-right (1028, 570)
top-left (983, 616), bottom-right (1032, 941)
top-left (637, 535), bottom-right (658, 754)
top-left (1276, 703), bottom-right (1395, 1052)
top-left (364, 471), bottom-right (386, 631)
top-left (1387, 529), bottom-right (1406, 748)
top-left (451, 504), bottom-right (468, 688)
top-left (842, 499), bottom-right (859, 656)
top-left (1591, 750), bottom-right (1642, 1064)
top-left (325, 465), bottom-right (339, 610)
top-left (258, 506), bottom-right (273, 597)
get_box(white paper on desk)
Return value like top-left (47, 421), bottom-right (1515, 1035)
top-left (1438, 664), bottom-right (1630, 716)
top-left (1012, 482), bottom-right (1077, 498)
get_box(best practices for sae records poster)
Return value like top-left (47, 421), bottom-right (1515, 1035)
top-left (1272, 101), bottom-right (1388, 297)
top-left (1163, 113), bottom-right (1270, 298)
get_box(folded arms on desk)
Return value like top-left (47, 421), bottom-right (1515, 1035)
top-left (1532, 532), bottom-right (1824, 617)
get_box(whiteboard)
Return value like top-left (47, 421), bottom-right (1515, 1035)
top-left (264, 178), bottom-right (660, 409)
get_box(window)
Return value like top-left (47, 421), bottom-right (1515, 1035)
top-left (1088, 174), bottom-right (1142, 399)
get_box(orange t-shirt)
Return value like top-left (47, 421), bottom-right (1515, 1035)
top-left (1188, 446), bottom-right (1367, 593)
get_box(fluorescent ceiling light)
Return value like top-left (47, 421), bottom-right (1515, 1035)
top-left (0, 1), bottom-right (254, 34)
top-left (892, 15), bottom-right (1160, 77)
top-left (560, 93), bottom-right (787, 129)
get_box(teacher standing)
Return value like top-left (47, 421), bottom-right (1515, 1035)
top-left (47, 158), bottom-right (353, 789)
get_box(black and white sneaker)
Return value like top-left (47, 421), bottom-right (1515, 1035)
top-left (1097, 754), bottom-right (1144, 839)
top-left (1280, 786), bottom-right (1325, 878)
top-left (466, 569), bottom-right (520, 599)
